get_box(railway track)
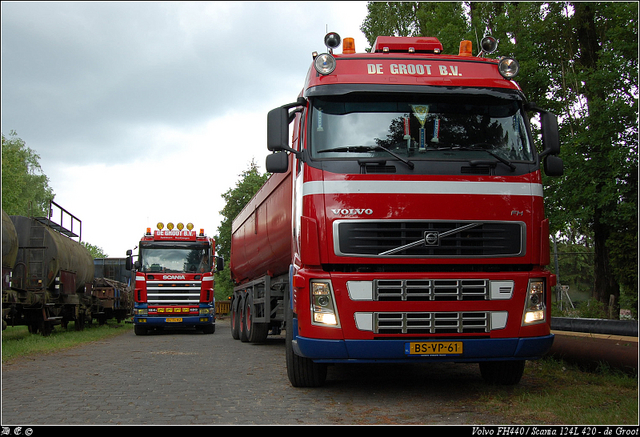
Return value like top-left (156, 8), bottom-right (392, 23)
top-left (548, 317), bottom-right (638, 373)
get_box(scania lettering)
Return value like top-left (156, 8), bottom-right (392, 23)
top-left (230, 33), bottom-right (563, 387)
top-left (127, 222), bottom-right (223, 335)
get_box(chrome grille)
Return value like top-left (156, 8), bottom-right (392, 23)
top-left (334, 220), bottom-right (525, 258)
top-left (147, 280), bottom-right (201, 305)
top-left (375, 279), bottom-right (489, 301)
top-left (375, 311), bottom-right (490, 334)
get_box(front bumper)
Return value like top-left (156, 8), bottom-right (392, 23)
top-left (292, 331), bottom-right (554, 363)
top-left (134, 315), bottom-right (214, 326)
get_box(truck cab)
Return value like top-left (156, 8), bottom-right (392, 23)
top-left (127, 222), bottom-right (223, 335)
top-left (234, 33), bottom-right (562, 387)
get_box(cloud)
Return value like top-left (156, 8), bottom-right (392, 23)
top-left (1, 1), bottom-right (369, 257)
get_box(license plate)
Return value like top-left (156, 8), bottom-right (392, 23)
top-left (166, 318), bottom-right (183, 323)
top-left (405, 341), bottom-right (463, 355)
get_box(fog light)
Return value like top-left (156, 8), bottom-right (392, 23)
top-left (524, 310), bottom-right (545, 324)
top-left (314, 53), bottom-right (336, 75)
top-left (314, 313), bottom-right (337, 325)
top-left (498, 57), bottom-right (519, 78)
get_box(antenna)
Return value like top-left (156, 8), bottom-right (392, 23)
top-left (474, 27), bottom-right (480, 55)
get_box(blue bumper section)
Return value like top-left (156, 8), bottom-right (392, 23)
top-left (293, 334), bottom-right (554, 363)
top-left (134, 315), bottom-right (214, 327)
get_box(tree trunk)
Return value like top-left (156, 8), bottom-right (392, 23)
top-left (572, 2), bottom-right (621, 319)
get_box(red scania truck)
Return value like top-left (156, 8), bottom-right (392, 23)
top-left (230, 33), bottom-right (563, 387)
top-left (127, 222), bottom-right (223, 335)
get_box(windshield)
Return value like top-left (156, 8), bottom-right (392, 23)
top-left (309, 93), bottom-right (534, 162)
top-left (140, 246), bottom-right (210, 273)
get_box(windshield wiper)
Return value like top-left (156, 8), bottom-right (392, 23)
top-left (318, 145), bottom-right (415, 170)
top-left (442, 144), bottom-right (516, 172)
top-left (469, 150), bottom-right (516, 171)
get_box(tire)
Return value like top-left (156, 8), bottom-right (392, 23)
top-left (134, 325), bottom-right (147, 336)
top-left (479, 360), bottom-right (526, 385)
top-left (201, 324), bottom-right (215, 334)
top-left (285, 306), bottom-right (327, 387)
top-left (243, 292), bottom-right (269, 343)
top-left (231, 294), bottom-right (240, 340)
top-left (239, 294), bottom-right (249, 342)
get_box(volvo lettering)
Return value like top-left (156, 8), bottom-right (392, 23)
top-left (127, 222), bottom-right (223, 335)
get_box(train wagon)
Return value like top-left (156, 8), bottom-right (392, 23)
top-left (2, 204), bottom-right (96, 335)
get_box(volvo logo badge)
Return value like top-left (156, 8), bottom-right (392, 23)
top-left (424, 231), bottom-right (440, 246)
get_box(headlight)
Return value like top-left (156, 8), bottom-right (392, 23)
top-left (314, 53), bottom-right (336, 75)
top-left (311, 280), bottom-right (340, 326)
top-left (498, 57), bottom-right (519, 78)
top-left (523, 279), bottom-right (545, 325)
top-left (136, 308), bottom-right (148, 316)
top-left (199, 308), bottom-right (212, 316)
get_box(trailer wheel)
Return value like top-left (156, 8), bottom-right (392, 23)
top-left (231, 294), bottom-right (240, 340)
top-left (285, 308), bottom-right (327, 387)
top-left (239, 294), bottom-right (249, 342)
top-left (479, 360), bottom-right (525, 385)
top-left (243, 293), bottom-right (269, 343)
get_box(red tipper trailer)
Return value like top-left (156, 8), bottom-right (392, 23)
top-left (230, 33), bottom-right (564, 387)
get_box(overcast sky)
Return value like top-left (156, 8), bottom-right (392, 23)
top-left (1, 1), bottom-right (369, 258)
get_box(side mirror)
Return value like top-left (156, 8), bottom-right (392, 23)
top-left (540, 111), bottom-right (560, 157)
top-left (267, 107), bottom-right (290, 152)
top-left (125, 249), bottom-right (133, 271)
top-left (544, 155), bottom-right (564, 176)
top-left (266, 152), bottom-right (289, 173)
top-left (215, 256), bottom-right (224, 272)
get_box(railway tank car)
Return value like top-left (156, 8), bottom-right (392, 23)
top-left (3, 213), bottom-right (95, 335)
top-left (2, 210), bottom-right (19, 329)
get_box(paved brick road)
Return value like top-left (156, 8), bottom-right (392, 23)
top-left (2, 318), bottom-right (505, 425)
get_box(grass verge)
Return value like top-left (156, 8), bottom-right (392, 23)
top-left (470, 357), bottom-right (638, 425)
top-left (2, 320), bottom-right (133, 364)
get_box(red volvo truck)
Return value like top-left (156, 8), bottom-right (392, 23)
top-left (230, 33), bottom-right (563, 387)
top-left (127, 222), bottom-right (223, 335)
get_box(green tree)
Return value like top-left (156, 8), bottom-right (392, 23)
top-left (81, 241), bottom-right (108, 259)
top-left (214, 161), bottom-right (269, 299)
top-left (2, 131), bottom-right (54, 217)
top-left (541, 3), bottom-right (638, 317)
top-left (361, 2), bottom-right (638, 317)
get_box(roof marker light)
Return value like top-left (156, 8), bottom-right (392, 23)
top-left (342, 37), bottom-right (355, 54)
top-left (459, 40), bottom-right (473, 56)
